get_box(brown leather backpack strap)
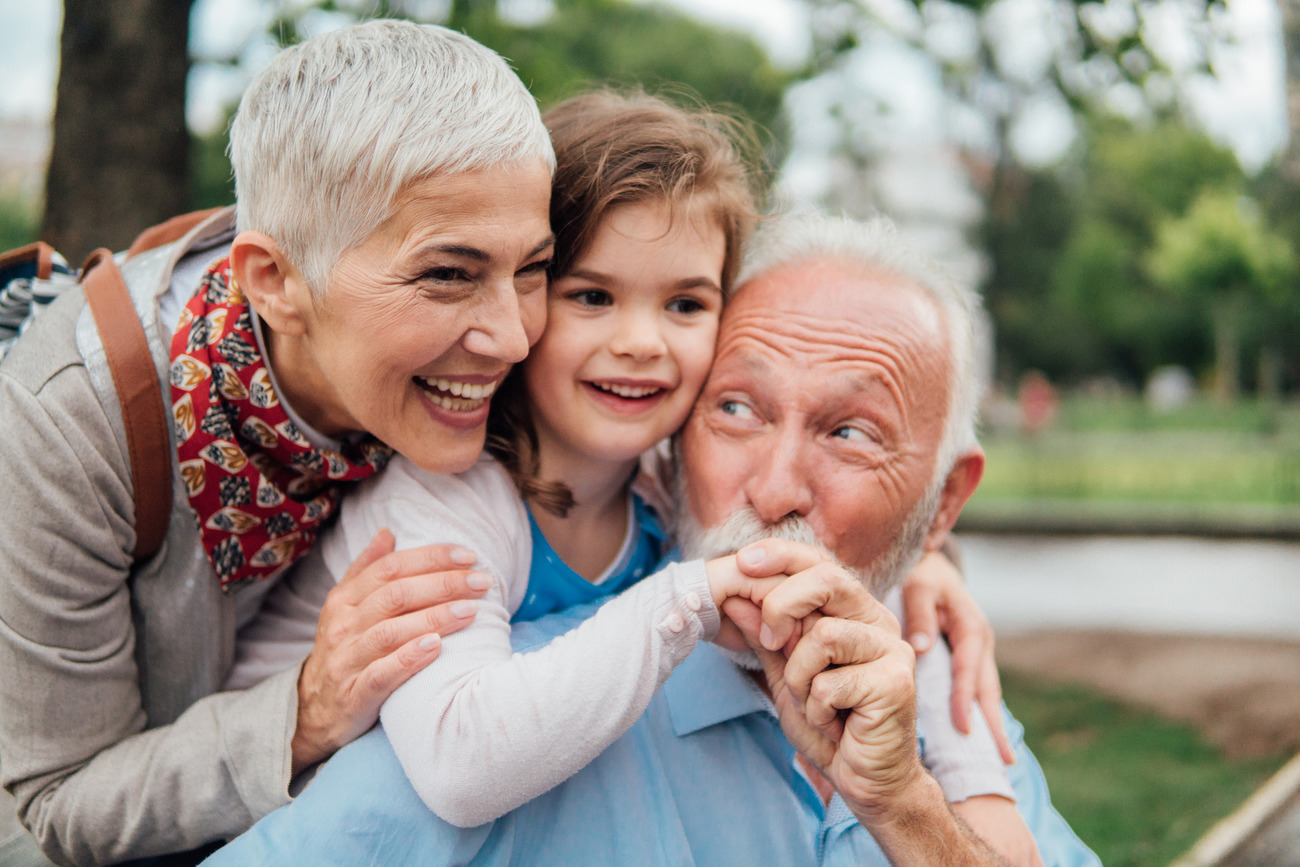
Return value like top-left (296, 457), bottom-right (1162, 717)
top-left (0, 241), bottom-right (56, 280)
top-left (81, 249), bottom-right (172, 560)
top-left (127, 208), bottom-right (224, 258)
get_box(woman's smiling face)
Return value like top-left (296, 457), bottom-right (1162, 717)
top-left (289, 161), bottom-right (555, 474)
top-left (523, 199), bottom-right (725, 469)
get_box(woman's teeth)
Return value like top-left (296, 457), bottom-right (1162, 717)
top-left (416, 376), bottom-right (498, 411)
top-left (592, 382), bottom-right (662, 399)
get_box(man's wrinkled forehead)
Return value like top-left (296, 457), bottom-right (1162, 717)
top-left (716, 258), bottom-right (947, 373)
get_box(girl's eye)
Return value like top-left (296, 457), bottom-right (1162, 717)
top-left (720, 400), bottom-right (754, 419)
top-left (667, 296), bottom-right (706, 315)
top-left (830, 425), bottom-right (869, 442)
top-left (568, 289), bottom-right (612, 307)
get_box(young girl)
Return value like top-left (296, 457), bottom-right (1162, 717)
top-left (227, 90), bottom-right (1028, 854)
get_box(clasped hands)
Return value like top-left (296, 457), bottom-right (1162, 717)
top-left (703, 540), bottom-right (929, 824)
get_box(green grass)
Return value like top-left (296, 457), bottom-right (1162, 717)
top-left (975, 396), bottom-right (1300, 507)
top-left (1002, 670), bottom-right (1290, 867)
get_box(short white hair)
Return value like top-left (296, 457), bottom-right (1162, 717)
top-left (230, 19), bottom-right (555, 295)
top-left (737, 212), bottom-right (983, 476)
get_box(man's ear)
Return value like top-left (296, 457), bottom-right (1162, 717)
top-left (923, 446), bottom-right (985, 552)
top-left (229, 231), bottom-right (311, 337)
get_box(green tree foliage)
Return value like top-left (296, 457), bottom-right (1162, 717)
top-left (981, 116), bottom-right (1300, 394)
top-left (1147, 189), bottom-right (1297, 401)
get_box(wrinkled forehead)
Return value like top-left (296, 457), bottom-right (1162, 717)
top-left (715, 259), bottom-right (949, 380)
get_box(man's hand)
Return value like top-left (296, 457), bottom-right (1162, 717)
top-left (291, 530), bottom-right (491, 775)
top-left (736, 540), bottom-right (1004, 866)
top-left (900, 550), bottom-right (1013, 764)
top-left (737, 541), bottom-right (925, 812)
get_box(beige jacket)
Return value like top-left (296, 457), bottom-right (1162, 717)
top-left (0, 209), bottom-right (299, 866)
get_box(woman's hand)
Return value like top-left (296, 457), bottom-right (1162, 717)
top-left (899, 550), bottom-right (1013, 764)
top-left (291, 530), bottom-right (492, 775)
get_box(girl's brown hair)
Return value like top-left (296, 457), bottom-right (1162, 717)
top-left (488, 88), bottom-right (766, 516)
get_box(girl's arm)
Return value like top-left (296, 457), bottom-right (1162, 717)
top-left (333, 456), bottom-right (720, 828)
top-left (890, 587), bottom-right (1043, 867)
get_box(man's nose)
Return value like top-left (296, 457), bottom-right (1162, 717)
top-left (744, 429), bottom-right (814, 524)
top-left (608, 309), bottom-right (666, 363)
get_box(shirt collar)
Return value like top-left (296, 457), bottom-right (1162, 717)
top-left (664, 644), bottom-right (775, 737)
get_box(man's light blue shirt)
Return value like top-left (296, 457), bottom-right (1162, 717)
top-left (205, 604), bottom-right (1099, 866)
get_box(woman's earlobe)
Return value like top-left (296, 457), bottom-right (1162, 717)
top-left (229, 231), bottom-right (310, 336)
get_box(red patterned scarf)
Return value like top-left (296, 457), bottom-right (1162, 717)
top-left (169, 258), bottom-right (391, 589)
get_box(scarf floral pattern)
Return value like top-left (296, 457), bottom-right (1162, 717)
top-left (169, 258), bottom-right (390, 589)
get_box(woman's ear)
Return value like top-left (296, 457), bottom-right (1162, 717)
top-left (923, 446), bottom-right (986, 552)
top-left (229, 231), bottom-right (312, 336)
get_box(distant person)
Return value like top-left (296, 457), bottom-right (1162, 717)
top-left (1019, 370), bottom-right (1059, 434)
top-left (205, 213), bottom-right (1099, 866)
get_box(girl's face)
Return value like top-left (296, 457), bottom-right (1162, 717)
top-left (523, 199), bottom-right (725, 467)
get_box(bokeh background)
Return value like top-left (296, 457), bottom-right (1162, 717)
top-left (2, 1), bottom-right (1299, 864)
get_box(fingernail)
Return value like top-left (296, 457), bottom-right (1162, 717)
top-left (466, 572), bottom-right (492, 591)
top-left (450, 547), bottom-right (476, 566)
top-left (908, 632), bottom-right (931, 653)
top-left (418, 633), bottom-right (441, 652)
top-left (450, 600), bottom-right (477, 619)
top-left (760, 623), bottom-right (777, 651)
top-left (739, 545), bottom-right (765, 568)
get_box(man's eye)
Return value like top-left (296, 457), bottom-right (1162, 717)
top-left (720, 400), bottom-right (754, 419)
top-left (830, 425), bottom-right (869, 442)
top-left (667, 297), bottom-right (705, 315)
top-left (568, 289), bottom-right (612, 307)
top-left (518, 258), bottom-right (552, 277)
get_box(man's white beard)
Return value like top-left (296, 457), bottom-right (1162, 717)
top-left (673, 472), bottom-right (942, 668)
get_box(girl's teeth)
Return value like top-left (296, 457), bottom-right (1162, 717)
top-left (596, 383), bottom-right (660, 398)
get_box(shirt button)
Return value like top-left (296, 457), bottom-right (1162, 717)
top-left (664, 613), bottom-right (685, 633)
top-left (684, 592), bottom-right (702, 611)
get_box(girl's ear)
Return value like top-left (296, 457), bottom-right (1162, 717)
top-left (229, 231), bottom-right (313, 336)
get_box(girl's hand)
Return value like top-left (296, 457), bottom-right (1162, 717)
top-left (702, 546), bottom-right (792, 653)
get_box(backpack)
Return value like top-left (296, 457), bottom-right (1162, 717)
top-left (0, 210), bottom-right (222, 560)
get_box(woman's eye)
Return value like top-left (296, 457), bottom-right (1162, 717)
top-left (830, 425), bottom-right (869, 442)
top-left (422, 267), bottom-right (469, 283)
top-left (667, 297), bottom-right (706, 315)
top-left (720, 400), bottom-right (754, 419)
top-left (518, 258), bottom-right (552, 277)
top-left (568, 289), bottom-right (612, 307)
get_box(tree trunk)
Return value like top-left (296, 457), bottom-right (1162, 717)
top-left (42, 0), bottom-right (194, 261)
top-left (1212, 303), bottom-right (1240, 404)
top-left (1281, 0), bottom-right (1300, 181)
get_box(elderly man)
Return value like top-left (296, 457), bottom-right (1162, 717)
top-left (204, 213), bottom-right (1097, 865)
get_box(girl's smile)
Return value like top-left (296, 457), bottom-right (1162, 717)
top-left (523, 199), bottom-right (726, 473)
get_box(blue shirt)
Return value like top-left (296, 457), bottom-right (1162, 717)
top-left (512, 495), bottom-right (667, 622)
top-left (205, 602), bottom-right (1100, 867)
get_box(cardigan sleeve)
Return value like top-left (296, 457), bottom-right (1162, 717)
top-left (884, 589), bottom-right (1014, 804)
top-left (326, 456), bottom-right (720, 828)
top-left (0, 355), bottom-right (299, 866)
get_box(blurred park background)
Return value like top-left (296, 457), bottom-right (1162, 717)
top-left (3, 0), bottom-right (1300, 863)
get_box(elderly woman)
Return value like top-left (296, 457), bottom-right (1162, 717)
top-left (0, 21), bottom-right (555, 865)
